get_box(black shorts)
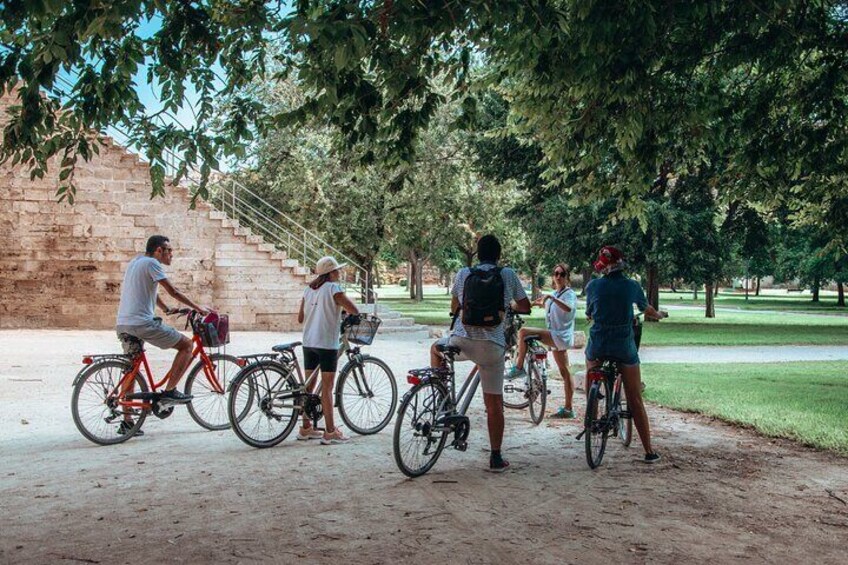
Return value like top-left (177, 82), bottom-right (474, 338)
top-left (303, 347), bottom-right (339, 373)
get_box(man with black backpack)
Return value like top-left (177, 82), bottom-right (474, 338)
top-left (430, 234), bottom-right (531, 472)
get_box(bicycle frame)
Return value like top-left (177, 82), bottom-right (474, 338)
top-left (109, 333), bottom-right (225, 410)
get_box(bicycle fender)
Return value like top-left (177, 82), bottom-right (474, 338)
top-left (227, 359), bottom-right (290, 393)
top-left (72, 359), bottom-right (131, 387)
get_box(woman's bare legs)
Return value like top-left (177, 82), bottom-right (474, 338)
top-left (620, 364), bottom-right (654, 456)
top-left (551, 349), bottom-right (573, 411)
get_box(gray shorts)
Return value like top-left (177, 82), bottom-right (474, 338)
top-left (436, 336), bottom-right (506, 395)
top-left (116, 319), bottom-right (183, 351)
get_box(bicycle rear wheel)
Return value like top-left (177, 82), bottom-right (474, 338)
top-left (502, 346), bottom-right (529, 409)
top-left (527, 361), bottom-right (547, 425)
top-left (71, 361), bottom-right (148, 445)
top-left (584, 379), bottom-right (610, 469)
top-left (393, 381), bottom-right (449, 478)
top-left (228, 362), bottom-right (298, 448)
top-left (337, 356), bottom-right (397, 435)
top-left (185, 353), bottom-right (242, 431)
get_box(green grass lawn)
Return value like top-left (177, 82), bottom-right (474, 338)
top-left (382, 290), bottom-right (848, 346)
top-left (642, 362), bottom-right (848, 455)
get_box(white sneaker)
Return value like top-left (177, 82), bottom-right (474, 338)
top-left (321, 428), bottom-right (351, 445)
top-left (296, 427), bottom-right (323, 441)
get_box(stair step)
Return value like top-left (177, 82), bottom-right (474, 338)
top-left (379, 317), bottom-right (416, 327)
top-left (247, 234), bottom-right (263, 244)
top-left (258, 243), bottom-right (276, 252)
top-left (209, 210), bottom-right (226, 221)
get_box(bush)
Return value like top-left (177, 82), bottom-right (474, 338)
top-left (399, 278), bottom-right (407, 287)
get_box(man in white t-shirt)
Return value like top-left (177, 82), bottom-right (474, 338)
top-left (115, 235), bottom-right (208, 420)
top-left (430, 235), bottom-right (531, 472)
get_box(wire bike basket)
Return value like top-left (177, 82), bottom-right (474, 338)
top-left (345, 315), bottom-right (382, 346)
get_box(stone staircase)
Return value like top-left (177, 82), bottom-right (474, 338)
top-left (354, 302), bottom-right (429, 337)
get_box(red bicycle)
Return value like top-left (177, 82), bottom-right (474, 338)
top-left (71, 310), bottom-right (241, 445)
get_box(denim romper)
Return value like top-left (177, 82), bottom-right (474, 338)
top-left (584, 271), bottom-right (648, 365)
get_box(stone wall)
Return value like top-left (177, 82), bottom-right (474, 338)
top-left (0, 94), bottom-right (310, 330)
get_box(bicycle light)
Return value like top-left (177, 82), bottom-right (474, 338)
top-left (406, 374), bottom-right (421, 385)
top-left (82, 356), bottom-right (93, 365)
top-left (534, 352), bottom-right (547, 361)
top-left (235, 358), bottom-right (247, 368)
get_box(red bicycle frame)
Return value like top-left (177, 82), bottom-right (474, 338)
top-left (91, 333), bottom-right (226, 410)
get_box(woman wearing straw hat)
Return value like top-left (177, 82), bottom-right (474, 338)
top-left (297, 256), bottom-right (360, 444)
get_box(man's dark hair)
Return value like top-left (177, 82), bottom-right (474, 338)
top-left (477, 234), bottom-right (501, 264)
top-left (146, 235), bottom-right (170, 255)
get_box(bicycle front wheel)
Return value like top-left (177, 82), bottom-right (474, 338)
top-left (337, 356), bottom-right (397, 435)
top-left (393, 381), bottom-right (449, 478)
top-left (502, 346), bottom-right (529, 409)
top-left (71, 361), bottom-right (148, 445)
top-left (185, 353), bottom-right (242, 431)
top-left (584, 379), bottom-right (610, 469)
top-left (527, 361), bottom-right (547, 425)
top-left (228, 362), bottom-right (299, 448)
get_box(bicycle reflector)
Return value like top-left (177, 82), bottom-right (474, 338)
top-left (406, 374), bottom-right (421, 385)
top-left (235, 358), bottom-right (247, 368)
top-left (534, 351), bottom-right (548, 361)
top-left (82, 356), bottom-right (94, 365)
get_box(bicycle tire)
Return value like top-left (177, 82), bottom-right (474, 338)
top-left (528, 361), bottom-right (547, 425)
top-left (336, 356), bottom-right (397, 435)
top-left (227, 361), bottom-right (298, 448)
top-left (502, 346), bottom-right (529, 409)
top-left (393, 381), bottom-right (449, 478)
top-left (72, 360), bottom-right (148, 445)
top-left (584, 379), bottom-right (610, 469)
top-left (618, 388), bottom-right (633, 448)
top-left (185, 353), bottom-right (242, 431)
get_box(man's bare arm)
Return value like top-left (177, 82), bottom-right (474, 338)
top-left (158, 278), bottom-right (208, 314)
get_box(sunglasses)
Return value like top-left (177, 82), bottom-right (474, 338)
top-left (553, 271), bottom-right (565, 277)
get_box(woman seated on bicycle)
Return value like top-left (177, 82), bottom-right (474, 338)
top-left (585, 246), bottom-right (667, 464)
top-left (297, 256), bottom-right (360, 445)
top-left (510, 263), bottom-right (578, 419)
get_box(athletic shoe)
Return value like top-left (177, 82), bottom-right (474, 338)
top-left (321, 428), bottom-right (351, 445)
top-left (644, 452), bottom-right (661, 464)
top-left (117, 420), bottom-right (144, 436)
top-left (550, 407), bottom-right (576, 419)
top-left (297, 427), bottom-right (324, 441)
top-left (488, 453), bottom-right (510, 473)
top-left (160, 389), bottom-right (193, 404)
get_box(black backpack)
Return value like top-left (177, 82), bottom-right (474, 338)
top-left (461, 267), bottom-right (505, 327)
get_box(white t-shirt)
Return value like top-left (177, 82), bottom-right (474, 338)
top-left (116, 255), bottom-right (168, 326)
top-left (302, 282), bottom-right (345, 349)
top-left (546, 287), bottom-right (577, 349)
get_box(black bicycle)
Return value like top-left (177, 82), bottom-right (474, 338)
top-left (227, 315), bottom-right (397, 448)
top-left (579, 314), bottom-right (652, 468)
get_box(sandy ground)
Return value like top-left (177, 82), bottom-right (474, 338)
top-left (1, 330), bottom-right (847, 564)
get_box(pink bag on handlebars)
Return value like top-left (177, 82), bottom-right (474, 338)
top-left (199, 312), bottom-right (230, 348)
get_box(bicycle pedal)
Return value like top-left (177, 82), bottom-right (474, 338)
top-left (453, 440), bottom-right (468, 452)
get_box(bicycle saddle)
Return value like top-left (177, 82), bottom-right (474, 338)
top-left (272, 341), bottom-right (302, 353)
top-left (522, 334), bottom-right (541, 344)
top-left (436, 343), bottom-right (462, 355)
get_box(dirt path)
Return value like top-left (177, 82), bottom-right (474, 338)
top-left (1, 331), bottom-right (846, 564)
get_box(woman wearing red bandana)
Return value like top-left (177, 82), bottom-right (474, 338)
top-left (584, 246), bottom-right (667, 463)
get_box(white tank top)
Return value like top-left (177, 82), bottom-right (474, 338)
top-left (302, 282), bottom-right (344, 349)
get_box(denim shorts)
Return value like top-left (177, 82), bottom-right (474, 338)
top-left (585, 327), bottom-right (640, 366)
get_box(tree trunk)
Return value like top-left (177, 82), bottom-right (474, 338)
top-left (646, 263), bottom-right (660, 318)
top-left (415, 258), bottom-right (425, 302)
top-left (812, 276), bottom-right (820, 303)
top-left (580, 266), bottom-right (592, 297)
top-left (838, 281), bottom-right (845, 307)
top-left (714, 282), bottom-right (719, 297)
top-left (530, 264), bottom-right (540, 301)
top-left (462, 248), bottom-right (475, 268)
top-left (670, 279), bottom-right (677, 293)
top-left (359, 261), bottom-right (376, 305)
top-left (755, 276), bottom-right (760, 296)
top-left (407, 256), bottom-right (417, 300)
top-left (693, 282), bottom-right (698, 301)
top-left (374, 261), bottom-right (382, 289)
top-left (445, 271), bottom-right (452, 295)
top-left (705, 282), bottom-right (716, 318)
